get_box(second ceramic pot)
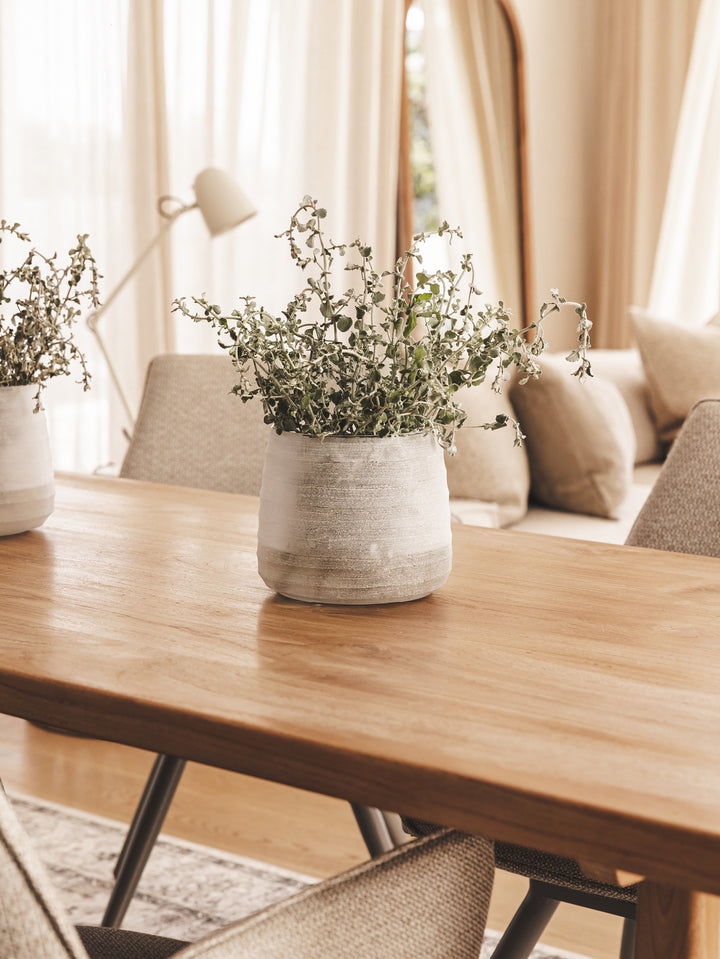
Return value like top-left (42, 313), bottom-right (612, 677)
top-left (0, 384), bottom-right (54, 537)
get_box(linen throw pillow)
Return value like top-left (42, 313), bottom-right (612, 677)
top-left (583, 348), bottom-right (663, 464)
top-left (445, 379), bottom-right (530, 527)
top-left (630, 309), bottom-right (720, 446)
top-left (508, 356), bottom-right (636, 518)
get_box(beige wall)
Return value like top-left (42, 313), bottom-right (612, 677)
top-left (512, 0), bottom-right (700, 348)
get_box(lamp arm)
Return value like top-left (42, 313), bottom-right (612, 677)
top-left (86, 203), bottom-right (196, 428)
top-left (88, 307), bottom-right (137, 427)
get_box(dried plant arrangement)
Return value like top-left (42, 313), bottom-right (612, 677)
top-left (176, 196), bottom-right (591, 451)
top-left (0, 220), bottom-right (101, 408)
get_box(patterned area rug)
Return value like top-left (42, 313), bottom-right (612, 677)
top-left (10, 791), bottom-right (588, 959)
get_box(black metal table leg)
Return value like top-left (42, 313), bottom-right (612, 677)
top-left (351, 803), bottom-right (398, 858)
top-left (102, 754), bottom-right (186, 928)
top-left (489, 883), bottom-right (560, 959)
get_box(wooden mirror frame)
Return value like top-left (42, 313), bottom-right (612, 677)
top-left (495, 0), bottom-right (533, 330)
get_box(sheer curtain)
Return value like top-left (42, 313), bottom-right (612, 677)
top-left (0, 0), bottom-right (405, 473)
top-left (646, 0), bottom-right (720, 324)
top-left (126, 0), bottom-right (405, 407)
top-left (422, 0), bottom-right (522, 320)
top-left (0, 0), bottom-right (130, 472)
top-left (591, 0), bottom-right (701, 346)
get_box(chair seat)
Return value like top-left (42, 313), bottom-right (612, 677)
top-left (77, 926), bottom-right (188, 959)
top-left (403, 819), bottom-right (637, 905)
top-left (494, 843), bottom-right (637, 903)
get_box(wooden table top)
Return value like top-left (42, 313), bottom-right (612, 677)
top-left (3, 473), bottom-right (720, 904)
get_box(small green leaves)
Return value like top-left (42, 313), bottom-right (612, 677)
top-left (172, 196), bottom-right (591, 450)
top-left (404, 313), bottom-right (418, 336)
top-left (0, 222), bottom-right (99, 393)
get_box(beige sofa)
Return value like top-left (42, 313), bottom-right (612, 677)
top-left (448, 306), bottom-right (720, 541)
top-left (447, 348), bottom-right (666, 545)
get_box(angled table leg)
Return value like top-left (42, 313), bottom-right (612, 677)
top-left (350, 803), bottom-right (397, 857)
top-left (635, 881), bottom-right (719, 959)
top-left (102, 754), bottom-right (186, 928)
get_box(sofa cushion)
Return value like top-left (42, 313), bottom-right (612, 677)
top-left (582, 349), bottom-right (662, 464)
top-left (509, 356), bottom-right (636, 518)
top-left (445, 380), bottom-right (530, 527)
top-left (509, 463), bottom-right (661, 543)
top-left (630, 309), bottom-right (720, 447)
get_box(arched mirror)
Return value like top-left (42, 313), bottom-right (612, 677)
top-left (404, 0), bottom-right (532, 328)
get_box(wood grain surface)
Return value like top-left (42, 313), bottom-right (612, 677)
top-left (636, 883), bottom-right (719, 959)
top-left (2, 473), bottom-right (720, 913)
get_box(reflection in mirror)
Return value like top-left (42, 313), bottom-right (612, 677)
top-left (405, 0), bottom-right (531, 329)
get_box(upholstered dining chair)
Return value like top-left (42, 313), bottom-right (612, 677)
top-left (107, 354), bottom-right (404, 929)
top-left (0, 782), bottom-right (495, 959)
top-left (119, 354), bottom-right (268, 497)
top-left (406, 397), bottom-right (720, 959)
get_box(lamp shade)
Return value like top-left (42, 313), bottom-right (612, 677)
top-left (193, 167), bottom-right (257, 237)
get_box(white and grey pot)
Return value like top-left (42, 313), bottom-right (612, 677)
top-left (257, 431), bottom-right (452, 605)
top-left (0, 385), bottom-right (54, 536)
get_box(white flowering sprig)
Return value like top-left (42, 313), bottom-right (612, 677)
top-left (0, 220), bottom-right (101, 408)
top-left (175, 196), bottom-right (590, 450)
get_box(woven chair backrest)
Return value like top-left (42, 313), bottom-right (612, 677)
top-left (120, 354), bottom-right (268, 495)
top-left (626, 398), bottom-right (720, 556)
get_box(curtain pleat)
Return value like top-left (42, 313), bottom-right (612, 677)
top-left (646, 0), bottom-right (720, 324)
top-left (120, 0), bottom-right (174, 420)
top-left (591, 0), bottom-right (701, 346)
top-left (396, 0), bottom-right (415, 266)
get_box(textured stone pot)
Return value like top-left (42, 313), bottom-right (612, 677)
top-left (257, 431), bottom-right (452, 604)
top-left (0, 385), bottom-right (54, 536)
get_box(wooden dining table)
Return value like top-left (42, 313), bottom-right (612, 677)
top-left (1, 473), bottom-right (720, 958)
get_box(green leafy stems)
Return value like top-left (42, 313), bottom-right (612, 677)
top-left (174, 196), bottom-right (591, 451)
top-left (0, 220), bottom-right (101, 408)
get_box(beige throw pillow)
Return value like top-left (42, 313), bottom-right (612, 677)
top-left (509, 356), bottom-right (636, 518)
top-left (445, 380), bottom-right (530, 527)
top-left (630, 310), bottom-right (720, 446)
top-left (584, 348), bottom-right (663, 464)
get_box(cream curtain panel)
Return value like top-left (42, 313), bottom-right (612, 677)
top-left (422, 0), bottom-right (522, 321)
top-left (120, 0), bottom-right (175, 412)
top-left (591, 0), bottom-right (701, 347)
top-left (162, 0), bottom-right (404, 351)
top-left (0, 0), bottom-right (405, 473)
top-left (646, 0), bottom-right (720, 325)
top-left (0, 0), bottom-right (130, 472)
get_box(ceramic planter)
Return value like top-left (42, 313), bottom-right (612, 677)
top-left (257, 431), bottom-right (452, 605)
top-left (0, 385), bottom-right (54, 536)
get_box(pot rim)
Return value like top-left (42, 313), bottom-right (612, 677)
top-left (0, 383), bottom-right (39, 392)
top-left (269, 429), bottom-right (438, 445)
